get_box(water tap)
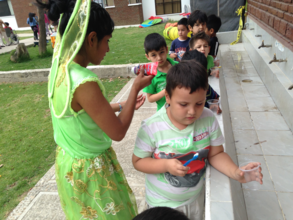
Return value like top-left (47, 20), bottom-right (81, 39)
top-left (269, 53), bottom-right (287, 64)
top-left (258, 40), bottom-right (272, 49)
top-left (255, 35), bottom-right (262, 37)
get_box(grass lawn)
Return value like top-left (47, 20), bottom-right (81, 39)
top-left (0, 23), bottom-right (173, 71)
top-left (0, 77), bottom-right (130, 219)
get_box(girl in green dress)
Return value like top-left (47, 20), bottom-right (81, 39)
top-left (36, 0), bottom-right (154, 219)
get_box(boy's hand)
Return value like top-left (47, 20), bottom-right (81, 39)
top-left (211, 69), bottom-right (220, 78)
top-left (236, 162), bottom-right (263, 184)
top-left (170, 53), bottom-right (178, 59)
top-left (214, 60), bottom-right (220, 67)
top-left (165, 159), bottom-right (190, 177)
top-left (217, 105), bottom-right (222, 114)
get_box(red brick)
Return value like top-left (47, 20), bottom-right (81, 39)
top-left (284, 12), bottom-right (293, 22)
top-left (279, 20), bottom-right (288, 35)
top-left (274, 17), bottom-right (281, 31)
top-left (261, 11), bottom-right (270, 24)
top-left (289, 4), bottom-right (293, 13)
top-left (282, 0), bottom-right (292, 3)
top-left (260, 3), bottom-right (270, 11)
top-left (277, 9), bottom-right (285, 18)
top-left (269, 6), bottom-right (279, 15)
top-left (286, 23), bottom-right (293, 41)
top-left (262, 0), bottom-right (271, 4)
top-left (268, 15), bottom-right (275, 27)
top-left (256, 9), bottom-right (263, 19)
top-left (280, 2), bottom-right (289, 11)
top-left (276, 2), bottom-right (282, 9)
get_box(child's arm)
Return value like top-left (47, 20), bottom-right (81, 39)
top-left (208, 145), bottom-right (263, 183)
top-left (169, 53), bottom-right (178, 59)
top-left (169, 40), bottom-right (177, 59)
top-left (132, 155), bottom-right (189, 176)
top-left (146, 89), bottom-right (166, 103)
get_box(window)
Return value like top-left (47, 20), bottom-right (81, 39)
top-left (129, 0), bottom-right (141, 4)
top-left (93, 0), bottom-right (114, 7)
top-left (155, 0), bottom-right (181, 15)
top-left (0, 0), bottom-right (11, 16)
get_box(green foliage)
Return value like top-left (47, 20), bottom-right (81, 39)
top-left (0, 77), bottom-right (130, 219)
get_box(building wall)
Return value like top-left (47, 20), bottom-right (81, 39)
top-left (105, 0), bottom-right (143, 25)
top-left (10, 0), bottom-right (37, 28)
top-left (247, 0), bottom-right (293, 48)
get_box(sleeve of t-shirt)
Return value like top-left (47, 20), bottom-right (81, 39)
top-left (143, 81), bottom-right (156, 94)
top-left (209, 113), bottom-right (225, 147)
top-left (209, 37), bottom-right (219, 56)
top-left (133, 121), bottom-right (156, 158)
top-left (169, 40), bottom-right (176, 54)
top-left (207, 55), bottom-right (215, 70)
top-left (206, 85), bottom-right (219, 100)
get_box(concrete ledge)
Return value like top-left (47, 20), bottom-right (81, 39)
top-left (0, 64), bottom-right (138, 83)
top-left (217, 31), bottom-right (242, 45)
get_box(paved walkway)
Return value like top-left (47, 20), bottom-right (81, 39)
top-left (7, 78), bottom-right (156, 220)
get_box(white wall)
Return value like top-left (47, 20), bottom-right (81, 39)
top-left (142, 0), bottom-right (190, 21)
top-left (181, 0), bottom-right (191, 13)
top-left (0, 15), bottom-right (18, 28)
top-left (142, 0), bottom-right (156, 21)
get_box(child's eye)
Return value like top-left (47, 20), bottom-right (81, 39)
top-left (196, 103), bottom-right (203, 106)
top-left (180, 103), bottom-right (187, 107)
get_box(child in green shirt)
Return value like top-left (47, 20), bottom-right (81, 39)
top-left (143, 33), bottom-right (178, 111)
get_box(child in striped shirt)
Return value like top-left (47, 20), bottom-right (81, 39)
top-left (132, 61), bottom-right (263, 220)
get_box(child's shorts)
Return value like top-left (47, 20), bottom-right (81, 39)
top-left (146, 186), bottom-right (205, 220)
top-left (174, 187), bottom-right (205, 220)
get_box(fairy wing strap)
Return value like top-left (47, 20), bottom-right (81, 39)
top-left (48, 0), bottom-right (91, 118)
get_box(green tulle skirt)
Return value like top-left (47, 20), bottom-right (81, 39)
top-left (55, 146), bottom-right (138, 220)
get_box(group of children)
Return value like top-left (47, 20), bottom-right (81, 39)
top-left (143, 10), bottom-right (222, 115)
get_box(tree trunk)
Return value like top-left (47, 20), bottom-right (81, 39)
top-left (37, 6), bottom-right (47, 56)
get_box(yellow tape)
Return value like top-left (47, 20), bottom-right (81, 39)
top-left (230, 6), bottom-right (246, 45)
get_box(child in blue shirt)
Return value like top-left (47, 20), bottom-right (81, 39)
top-left (169, 18), bottom-right (190, 61)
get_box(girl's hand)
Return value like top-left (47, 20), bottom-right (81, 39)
top-left (217, 105), bottom-right (222, 114)
top-left (133, 67), bottom-right (154, 92)
top-left (236, 162), bottom-right (263, 184)
top-left (165, 159), bottom-right (190, 177)
top-left (135, 94), bottom-right (146, 110)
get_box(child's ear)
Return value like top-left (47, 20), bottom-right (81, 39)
top-left (145, 54), bottom-right (151, 61)
top-left (165, 90), bottom-right (171, 104)
top-left (188, 25), bottom-right (193, 32)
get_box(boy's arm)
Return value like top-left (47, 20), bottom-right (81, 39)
top-left (169, 40), bottom-right (177, 58)
top-left (132, 154), bottom-right (189, 176)
top-left (146, 89), bottom-right (166, 103)
top-left (208, 145), bottom-right (262, 183)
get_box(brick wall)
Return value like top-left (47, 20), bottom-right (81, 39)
top-left (11, 0), bottom-right (38, 28)
top-left (247, 0), bottom-right (293, 48)
top-left (105, 0), bottom-right (143, 26)
top-left (11, 0), bottom-right (143, 28)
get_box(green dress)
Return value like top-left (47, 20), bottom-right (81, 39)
top-left (51, 62), bottom-right (137, 219)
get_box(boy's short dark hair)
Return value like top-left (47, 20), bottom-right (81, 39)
top-left (181, 50), bottom-right (207, 69)
top-left (188, 10), bottom-right (207, 28)
top-left (189, 32), bottom-right (210, 49)
top-left (132, 207), bottom-right (189, 220)
top-left (4, 22), bottom-right (9, 26)
top-left (166, 60), bottom-right (208, 98)
top-left (207, 14), bottom-right (222, 33)
top-left (144, 33), bottom-right (167, 54)
top-left (177, 17), bottom-right (188, 30)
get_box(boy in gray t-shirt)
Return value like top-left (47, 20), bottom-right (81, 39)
top-left (132, 61), bottom-right (263, 220)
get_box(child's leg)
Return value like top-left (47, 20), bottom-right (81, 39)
top-left (174, 187), bottom-right (205, 220)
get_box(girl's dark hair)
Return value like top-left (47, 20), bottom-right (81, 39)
top-left (132, 207), bottom-right (189, 220)
top-left (36, 0), bottom-right (114, 39)
top-left (29, 13), bottom-right (34, 23)
top-left (166, 60), bottom-right (208, 98)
